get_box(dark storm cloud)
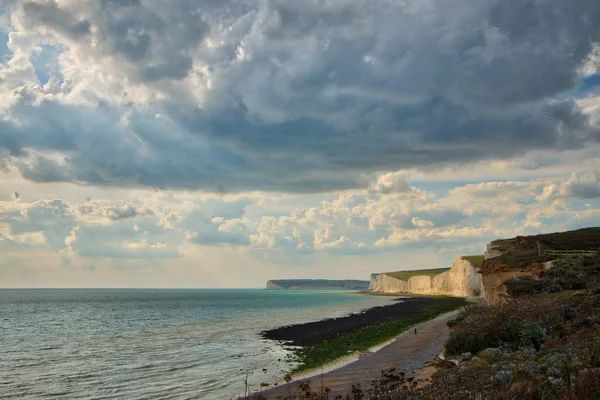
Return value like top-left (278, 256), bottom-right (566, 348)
top-left (21, 1), bottom-right (91, 40)
top-left (1, 0), bottom-right (600, 192)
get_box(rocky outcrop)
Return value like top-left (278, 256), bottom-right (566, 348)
top-left (479, 259), bottom-right (554, 305)
top-left (369, 257), bottom-right (484, 297)
top-left (480, 269), bottom-right (541, 305)
top-left (484, 242), bottom-right (512, 259)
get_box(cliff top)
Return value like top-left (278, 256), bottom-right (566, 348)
top-left (382, 255), bottom-right (484, 281)
top-left (490, 227), bottom-right (600, 252)
top-left (481, 227), bottom-right (600, 273)
top-left (462, 255), bottom-right (485, 268)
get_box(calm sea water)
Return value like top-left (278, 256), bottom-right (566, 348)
top-left (0, 289), bottom-right (394, 399)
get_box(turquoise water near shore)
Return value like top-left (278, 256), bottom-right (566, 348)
top-left (0, 289), bottom-right (394, 399)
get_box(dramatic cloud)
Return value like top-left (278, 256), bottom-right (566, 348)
top-left (1, 1), bottom-right (599, 288)
top-left (0, 0), bottom-right (599, 192)
top-left (538, 172), bottom-right (600, 200)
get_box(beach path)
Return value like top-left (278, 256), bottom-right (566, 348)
top-left (250, 310), bottom-right (458, 399)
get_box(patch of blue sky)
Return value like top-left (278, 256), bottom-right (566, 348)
top-left (561, 73), bottom-right (600, 99)
top-left (32, 44), bottom-right (63, 85)
top-left (245, 192), bottom-right (339, 219)
top-left (413, 180), bottom-right (490, 197)
top-left (0, 30), bottom-right (8, 61)
top-left (517, 198), bottom-right (539, 206)
top-left (0, 4), bottom-right (10, 59)
top-left (569, 198), bottom-right (600, 211)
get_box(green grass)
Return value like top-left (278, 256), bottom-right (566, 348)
top-left (291, 297), bottom-right (468, 373)
top-left (490, 238), bottom-right (516, 247)
top-left (463, 255), bottom-right (485, 268)
top-left (498, 251), bottom-right (556, 268)
top-left (385, 268), bottom-right (450, 281)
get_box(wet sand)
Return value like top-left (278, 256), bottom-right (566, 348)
top-left (250, 309), bottom-right (460, 399)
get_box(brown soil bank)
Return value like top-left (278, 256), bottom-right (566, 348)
top-left (261, 297), bottom-right (465, 347)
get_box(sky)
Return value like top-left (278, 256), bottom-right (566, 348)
top-left (0, 0), bottom-right (599, 288)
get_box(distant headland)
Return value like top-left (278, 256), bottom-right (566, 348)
top-left (266, 279), bottom-right (370, 290)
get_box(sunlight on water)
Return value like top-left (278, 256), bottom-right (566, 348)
top-left (0, 289), bottom-right (394, 399)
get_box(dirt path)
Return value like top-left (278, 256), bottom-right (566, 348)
top-left (249, 310), bottom-right (459, 399)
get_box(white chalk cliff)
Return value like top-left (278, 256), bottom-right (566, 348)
top-left (368, 257), bottom-right (484, 297)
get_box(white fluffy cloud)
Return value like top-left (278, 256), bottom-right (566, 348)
top-left (77, 200), bottom-right (155, 221)
top-left (0, 171), bottom-right (598, 263)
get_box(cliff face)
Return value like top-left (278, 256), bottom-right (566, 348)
top-left (479, 257), bottom-right (554, 305)
top-left (480, 269), bottom-right (540, 305)
top-left (368, 257), bottom-right (484, 297)
top-left (369, 273), bottom-right (409, 293)
top-left (266, 280), bottom-right (284, 289)
top-left (484, 242), bottom-right (510, 259)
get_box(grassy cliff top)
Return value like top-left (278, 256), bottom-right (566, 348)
top-left (385, 268), bottom-right (450, 281)
top-left (463, 255), bottom-right (485, 268)
top-left (490, 238), bottom-right (517, 248)
top-left (492, 227), bottom-right (600, 252)
top-left (482, 227), bottom-right (600, 271)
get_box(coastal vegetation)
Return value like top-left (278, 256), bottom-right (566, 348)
top-left (384, 268), bottom-right (450, 281)
top-left (252, 228), bottom-right (600, 400)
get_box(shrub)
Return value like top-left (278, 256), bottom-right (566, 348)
top-left (445, 330), bottom-right (489, 356)
top-left (520, 321), bottom-right (547, 351)
top-left (506, 277), bottom-right (548, 295)
top-left (446, 315), bottom-right (464, 328)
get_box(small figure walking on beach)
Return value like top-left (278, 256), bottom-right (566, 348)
top-left (414, 328), bottom-right (417, 334)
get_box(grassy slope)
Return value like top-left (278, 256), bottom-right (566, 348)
top-left (483, 227), bottom-right (600, 271)
top-left (292, 297), bottom-right (468, 373)
top-left (491, 227), bottom-right (600, 252)
top-left (385, 268), bottom-right (450, 281)
top-left (490, 238), bottom-right (516, 247)
top-left (463, 255), bottom-right (484, 268)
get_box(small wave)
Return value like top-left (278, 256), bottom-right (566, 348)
top-left (38, 346), bottom-right (60, 351)
top-left (133, 363), bottom-right (157, 370)
top-left (68, 373), bottom-right (98, 380)
top-left (167, 363), bottom-right (200, 372)
top-left (47, 391), bottom-right (74, 397)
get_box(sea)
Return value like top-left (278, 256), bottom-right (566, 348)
top-left (0, 289), bottom-right (395, 399)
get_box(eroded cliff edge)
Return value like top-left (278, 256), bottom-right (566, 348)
top-left (368, 256), bottom-right (484, 297)
top-left (478, 228), bottom-right (600, 305)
